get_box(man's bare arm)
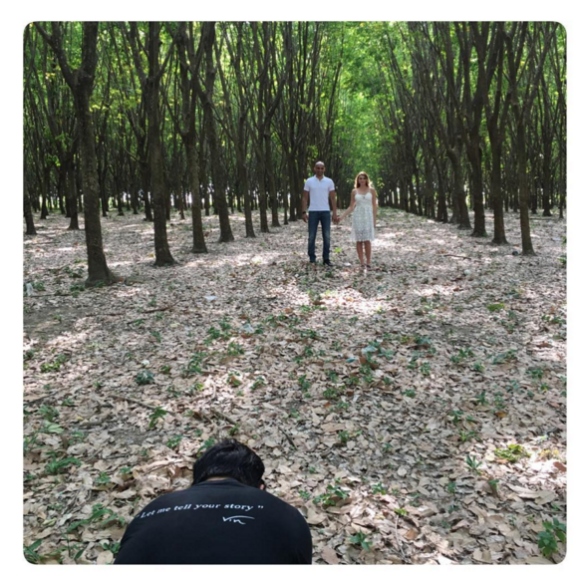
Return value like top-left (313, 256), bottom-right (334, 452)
top-left (302, 191), bottom-right (309, 222)
top-left (330, 190), bottom-right (338, 221)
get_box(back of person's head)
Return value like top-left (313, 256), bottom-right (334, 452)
top-left (193, 438), bottom-right (265, 488)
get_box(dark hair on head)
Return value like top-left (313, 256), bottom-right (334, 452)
top-left (193, 438), bottom-right (265, 488)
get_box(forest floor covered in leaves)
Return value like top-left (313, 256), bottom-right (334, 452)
top-left (23, 207), bottom-right (567, 565)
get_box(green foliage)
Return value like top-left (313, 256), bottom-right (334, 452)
top-left (45, 456), bottom-right (81, 475)
top-left (148, 407), bottom-right (167, 429)
top-left (537, 518), bottom-right (566, 559)
top-left (166, 435), bottom-right (183, 449)
top-left (349, 531), bottom-right (372, 551)
top-left (24, 539), bottom-right (44, 564)
top-left (372, 482), bottom-right (387, 495)
top-left (135, 370), bottom-right (154, 385)
top-left (314, 482), bottom-right (350, 507)
top-left (227, 341), bottom-right (244, 356)
top-left (66, 503), bottom-right (125, 534)
top-left (184, 352), bottom-right (206, 376)
top-left (94, 472), bottom-right (111, 486)
top-left (494, 444), bottom-right (529, 463)
top-left (40, 354), bottom-right (68, 373)
top-left (465, 455), bottom-right (483, 474)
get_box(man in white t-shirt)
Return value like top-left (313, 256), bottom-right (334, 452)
top-left (302, 161), bottom-right (338, 266)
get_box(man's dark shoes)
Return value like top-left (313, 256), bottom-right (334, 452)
top-left (323, 261), bottom-right (333, 267)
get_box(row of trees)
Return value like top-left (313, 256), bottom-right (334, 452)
top-left (23, 22), bottom-right (566, 285)
top-left (365, 22), bottom-right (566, 254)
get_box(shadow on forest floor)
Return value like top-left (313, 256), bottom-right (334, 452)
top-left (23, 207), bottom-right (566, 564)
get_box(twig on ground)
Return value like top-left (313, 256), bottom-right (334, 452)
top-left (394, 515), bottom-right (409, 563)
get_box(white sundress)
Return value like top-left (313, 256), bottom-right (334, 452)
top-left (350, 191), bottom-right (375, 242)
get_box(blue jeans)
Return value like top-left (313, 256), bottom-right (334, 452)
top-left (308, 211), bottom-right (331, 263)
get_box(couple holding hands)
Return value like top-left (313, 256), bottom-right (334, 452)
top-left (302, 161), bottom-right (377, 269)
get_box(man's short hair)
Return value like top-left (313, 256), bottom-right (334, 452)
top-left (193, 438), bottom-right (265, 488)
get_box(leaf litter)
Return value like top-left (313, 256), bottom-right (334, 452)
top-left (23, 209), bottom-right (566, 564)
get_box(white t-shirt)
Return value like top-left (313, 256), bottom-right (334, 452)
top-left (303, 176), bottom-right (335, 211)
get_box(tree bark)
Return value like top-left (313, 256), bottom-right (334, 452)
top-left (36, 22), bottom-right (117, 286)
top-left (146, 22), bottom-right (176, 266)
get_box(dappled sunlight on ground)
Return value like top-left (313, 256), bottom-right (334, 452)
top-left (23, 207), bottom-right (566, 565)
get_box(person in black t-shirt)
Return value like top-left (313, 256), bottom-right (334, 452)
top-left (114, 438), bottom-right (312, 564)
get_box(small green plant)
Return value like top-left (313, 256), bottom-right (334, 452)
top-left (40, 354), bottom-right (68, 373)
top-left (24, 539), bottom-right (45, 563)
top-left (227, 342), bottom-right (244, 356)
top-left (382, 442), bottom-right (393, 453)
top-left (459, 430), bottom-right (478, 442)
top-left (150, 330), bottom-right (162, 343)
top-left (420, 363), bottom-right (431, 376)
top-left (493, 391), bottom-right (506, 410)
top-left (323, 387), bottom-right (338, 400)
top-left (167, 435), bottom-right (183, 450)
top-left (39, 405), bottom-right (59, 422)
top-left (537, 518), bottom-right (566, 559)
top-left (465, 455), bottom-right (483, 474)
top-left (228, 424), bottom-right (240, 437)
top-left (527, 367), bottom-right (544, 380)
top-left (297, 375), bottom-right (311, 392)
top-left (66, 503), bottom-right (125, 534)
top-left (403, 389), bottom-right (416, 398)
top-left (394, 507), bottom-right (408, 516)
top-left (159, 365), bottom-right (171, 375)
top-left (446, 481), bottom-right (457, 494)
top-left (70, 282), bottom-right (85, 296)
top-left (349, 530), bottom-right (372, 551)
top-left (314, 483), bottom-right (350, 506)
top-left (135, 370), bottom-right (154, 385)
top-left (372, 482), bottom-right (387, 495)
top-left (450, 409), bottom-right (464, 424)
top-left (184, 352), bottom-right (206, 376)
top-left (338, 430), bottom-right (350, 445)
top-left (488, 479), bottom-right (499, 494)
top-left (473, 361), bottom-right (485, 373)
top-left (94, 472), bottom-right (111, 486)
top-left (474, 391), bottom-right (488, 405)
top-left (298, 490), bottom-right (311, 501)
top-left (487, 303), bottom-right (505, 312)
top-left (250, 376), bottom-right (265, 391)
top-left (45, 456), bottom-right (81, 475)
top-left (289, 408), bottom-right (300, 419)
top-left (492, 350), bottom-right (518, 365)
top-left (494, 444), bottom-right (529, 463)
top-left (148, 407), bottom-right (167, 429)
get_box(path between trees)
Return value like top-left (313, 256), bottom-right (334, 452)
top-left (23, 208), bottom-right (566, 564)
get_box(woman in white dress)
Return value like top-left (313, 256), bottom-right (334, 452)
top-left (338, 172), bottom-right (378, 268)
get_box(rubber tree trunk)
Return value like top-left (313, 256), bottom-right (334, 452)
top-left (489, 142), bottom-right (508, 245)
top-left (146, 22), bottom-right (176, 267)
top-left (24, 172), bottom-right (37, 235)
top-left (515, 118), bottom-right (535, 255)
top-left (185, 137), bottom-right (208, 253)
top-left (467, 145), bottom-right (486, 237)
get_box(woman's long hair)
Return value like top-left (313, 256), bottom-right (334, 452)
top-left (354, 171), bottom-right (373, 189)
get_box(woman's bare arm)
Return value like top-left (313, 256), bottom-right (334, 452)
top-left (339, 190), bottom-right (357, 220)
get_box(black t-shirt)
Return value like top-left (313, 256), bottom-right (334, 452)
top-left (114, 478), bottom-right (312, 564)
